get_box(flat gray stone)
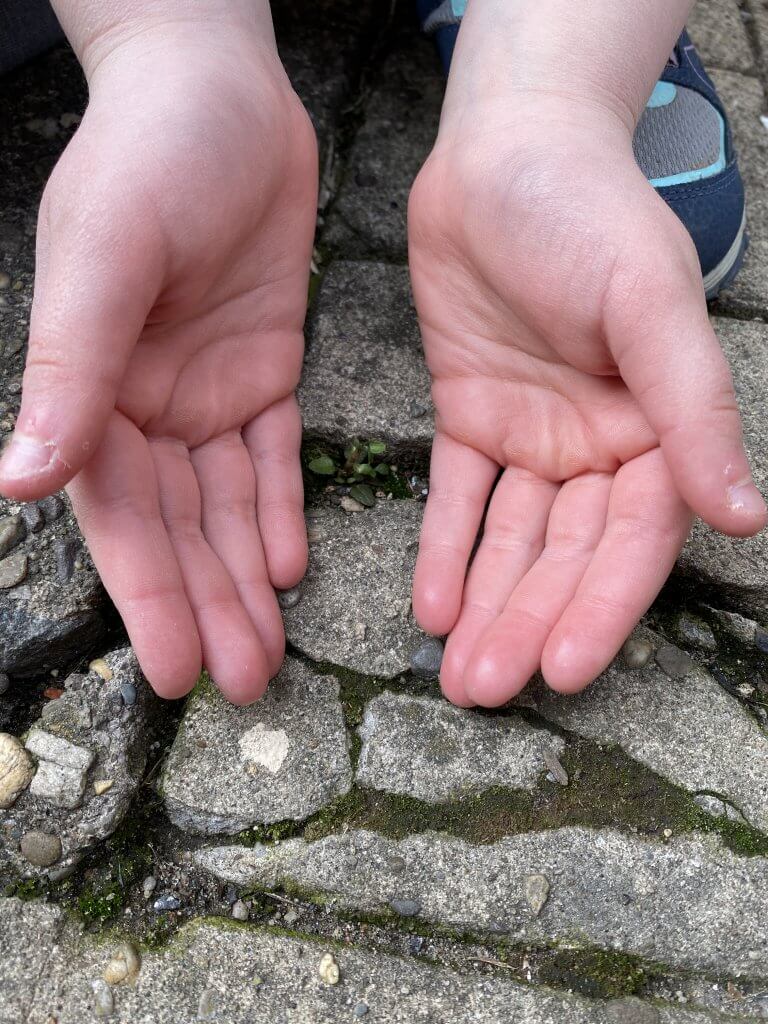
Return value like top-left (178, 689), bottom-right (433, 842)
top-left (676, 318), bottom-right (768, 617)
top-left (0, 648), bottom-right (157, 879)
top-left (688, 0), bottom-right (755, 72)
top-left (516, 627), bottom-right (768, 832)
top-left (711, 70), bottom-right (768, 318)
top-left (161, 656), bottom-right (352, 834)
top-left (195, 827), bottom-right (768, 978)
top-left (299, 261), bottom-right (433, 456)
top-left (324, 23), bottom-right (443, 258)
top-left (0, 897), bottom-right (727, 1024)
top-left (283, 501), bottom-right (426, 677)
top-left (357, 691), bottom-right (564, 802)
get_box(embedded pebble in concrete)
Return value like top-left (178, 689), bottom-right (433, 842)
top-left (0, 898), bottom-right (727, 1024)
top-left (672, 613), bottom-right (717, 653)
top-left (283, 502), bottom-right (426, 678)
top-left (410, 637), bottom-right (444, 680)
top-left (194, 827), bottom-right (768, 978)
top-left (675, 319), bottom-right (768, 619)
top-left (0, 733), bottom-right (34, 808)
top-left (161, 656), bottom-right (352, 834)
top-left (0, 550), bottom-right (27, 588)
top-left (19, 830), bottom-right (61, 867)
top-left (0, 514), bottom-right (24, 557)
top-left (356, 692), bottom-right (562, 802)
top-left (0, 648), bottom-right (157, 878)
top-left (654, 644), bottom-right (696, 679)
top-left (516, 627), bottom-right (768, 832)
top-left (299, 262), bottom-right (432, 458)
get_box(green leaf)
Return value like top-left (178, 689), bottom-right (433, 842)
top-left (308, 455), bottom-right (336, 476)
top-left (374, 463), bottom-right (391, 478)
top-left (357, 463), bottom-right (375, 477)
top-left (349, 483), bottom-right (375, 507)
top-left (368, 440), bottom-right (387, 456)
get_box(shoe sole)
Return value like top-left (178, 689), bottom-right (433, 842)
top-left (703, 209), bottom-right (748, 300)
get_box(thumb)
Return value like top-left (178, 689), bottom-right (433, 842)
top-left (0, 143), bottom-right (161, 499)
top-left (606, 222), bottom-right (766, 538)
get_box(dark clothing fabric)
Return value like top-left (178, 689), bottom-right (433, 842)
top-left (0, 0), bottom-right (64, 76)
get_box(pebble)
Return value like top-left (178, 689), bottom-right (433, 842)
top-left (0, 514), bottom-right (24, 557)
top-left (0, 733), bottom-right (35, 808)
top-left (655, 644), bottom-right (695, 678)
top-left (283, 908), bottom-right (299, 926)
top-left (0, 550), bottom-right (27, 588)
top-left (91, 978), bottom-right (114, 1018)
top-left (386, 855), bottom-right (406, 874)
top-left (231, 899), bottom-right (249, 921)
top-left (153, 893), bottom-right (181, 912)
top-left (756, 628), bottom-right (768, 655)
top-left (674, 613), bottom-right (717, 653)
top-left (20, 503), bottom-right (44, 533)
top-left (0, 672), bottom-right (9, 696)
top-left (543, 747), bottom-right (569, 786)
top-left (103, 942), bottom-right (141, 985)
top-left (354, 1003), bottom-right (369, 1018)
top-left (38, 494), bottom-right (65, 522)
top-left (524, 874), bottom-right (550, 917)
top-left (318, 952), bottom-right (340, 985)
top-left (605, 997), bottom-right (660, 1023)
top-left (277, 586), bottom-right (302, 610)
top-left (340, 496), bottom-right (365, 513)
top-left (621, 636), bottom-right (654, 669)
top-left (93, 779), bottom-right (114, 795)
top-left (389, 897), bottom-right (421, 918)
top-left (409, 637), bottom-right (444, 680)
top-left (54, 538), bottom-right (79, 582)
top-left (89, 658), bottom-right (113, 682)
top-left (197, 987), bottom-right (220, 1019)
top-left (408, 400), bottom-right (429, 418)
top-left (0, 270), bottom-right (9, 289)
top-left (142, 876), bottom-right (157, 900)
top-left (20, 830), bottom-right (62, 867)
top-left (120, 682), bottom-right (137, 707)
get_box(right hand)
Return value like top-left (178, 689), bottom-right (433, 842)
top-left (0, 21), bottom-right (319, 704)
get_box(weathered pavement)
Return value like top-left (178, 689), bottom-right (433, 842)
top-left (2, 1), bottom-right (768, 1021)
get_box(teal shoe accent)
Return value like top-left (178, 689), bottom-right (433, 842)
top-left (647, 81), bottom-right (677, 108)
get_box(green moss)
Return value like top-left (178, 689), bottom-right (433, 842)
top-left (5, 876), bottom-right (49, 901)
top-left (538, 948), bottom-right (654, 999)
top-left (233, 819), bottom-right (304, 847)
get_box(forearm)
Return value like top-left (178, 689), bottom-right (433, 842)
top-left (441, 0), bottom-right (694, 136)
top-left (50, 0), bottom-right (277, 78)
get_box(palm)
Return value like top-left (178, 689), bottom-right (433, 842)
top-left (39, 52), bottom-right (319, 703)
top-left (409, 125), bottom-right (699, 707)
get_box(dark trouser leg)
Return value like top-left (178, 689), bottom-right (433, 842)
top-left (0, 0), bottom-right (64, 76)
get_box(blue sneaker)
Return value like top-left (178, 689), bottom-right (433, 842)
top-left (418, 2), bottom-right (748, 301)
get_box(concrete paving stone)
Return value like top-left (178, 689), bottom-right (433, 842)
top-left (516, 626), bottom-right (768, 832)
top-left (711, 70), bottom-right (768, 317)
top-left (282, 501), bottom-right (426, 677)
top-left (161, 656), bottom-right (352, 834)
top-left (195, 826), bottom-right (768, 979)
top-left (676, 318), bottom-right (768, 619)
top-left (0, 897), bottom-right (733, 1024)
top-left (323, 22), bottom-right (444, 258)
top-left (0, 648), bottom-right (158, 880)
top-left (688, 0), bottom-right (755, 73)
top-left (299, 260), bottom-right (433, 457)
top-left (356, 691), bottom-right (564, 802)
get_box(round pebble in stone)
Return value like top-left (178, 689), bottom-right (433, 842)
top-left (389, 897), bottom-right (421, 918)
top-left (20, 503), bottom-right (45, 534)
top-left (197, 987), bottom-right (220, 1019)
top-left (0, 733), bottom-right (34, 808)
top-left (319, 952), bottom-right (340, 985)
top-left (655, 644), bottom-right (695, 678)
top-left (674, 613), bottom-right (716, 653)
top-left (277, 586), bottom-right (302, 610)
top-left (354, 1003), bottom-right (369, 1018)
top-left (142, 876), bottom-right (157, 900)
top-left (54, 538), bottom-right (79, 582)
top-left (103, 942), bottom-right (141, 985)
top-left (0, 672), bottom-right (9, 696)
top-left (38, 494), bottom-right (65, 523)
top-left (20, 830), bottom-right (62, 867)
top-left (409, 637), bottom-right (444, 680)
top-left (524, 874), bottom-right (550, 917)
top-left (153, 893), bottom-right (181, 912)
top-left (231, 899), bottom-right (248, 921)
top-left (120, 682), bottom-right (137, 707)
top-left (91, 978), bottom-right (114, 1018)
top-left (621, 636), bottom-right (653, 670)
top-left (756, 628), bottom-right (768, 655)
top-left (0, 550), bottom-right (27, 589)
top-left (605, 997), bottom-right (660, 1023)
top-left (89, 658), bottom-right (113, 682)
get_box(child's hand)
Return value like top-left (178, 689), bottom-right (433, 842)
top-left (409, 96), bottom-right (765, 708)
top-left (0, 15), bottom-right (318, 703)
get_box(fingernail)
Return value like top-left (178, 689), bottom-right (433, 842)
top-left (0, 434), bottom-right (55, 479)
top-left (726, 481), bottom-right (767, 519)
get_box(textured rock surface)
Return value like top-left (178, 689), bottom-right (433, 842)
top-left (299, 261), bottom-right (432, 456)
top-left (195, 827), bottom-right (768, 978)
top-left (283, 502), bottom-right (426, 677)
top-left (516, 626), bottom-right (768, 831)
top-left (0, 648), bottom-right (156, 878)
top-left (676, 319), bottom-right (768, 615)
top-left (0, 898), bottom-right (731, 1024)
top-left (162, 657), bottom-right (352, 834)
top-left (688, 0), bottom-right (755, 71)
top-left (357, 691), bottom-right (564, 801)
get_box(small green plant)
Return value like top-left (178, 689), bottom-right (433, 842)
top-left (306, 438), bottom-right (396, 506)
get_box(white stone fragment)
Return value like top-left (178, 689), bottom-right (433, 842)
top-left (0, 733), bottom-right (35, 808)
top-left (29, 760), bottom-right (88, 809)
top-left (239, 725), bottom-right (290, 775)
top-left (25, 728), bottom-right (95, 771)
